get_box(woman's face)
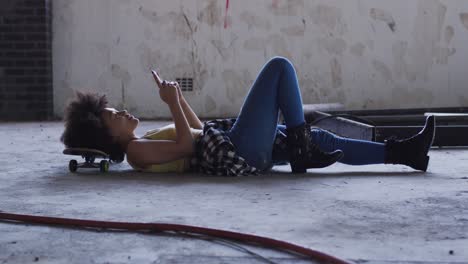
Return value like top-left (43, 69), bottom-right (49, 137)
top-left (101, 107), bottom-right (139, 140)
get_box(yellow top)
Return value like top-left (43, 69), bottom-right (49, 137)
top-left (127, 124), bottom-right (202, 173)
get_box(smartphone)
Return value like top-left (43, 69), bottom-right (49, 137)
top-left (151, 69), bottom-right (164, 88)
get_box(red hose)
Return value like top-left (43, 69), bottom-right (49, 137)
top-left (0, 211), bottom-right (351, 264)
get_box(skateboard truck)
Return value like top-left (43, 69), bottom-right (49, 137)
top-left (63, 148), bottom-right (111, 173)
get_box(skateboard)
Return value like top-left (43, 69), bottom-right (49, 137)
top-left (63, 148), bottom-right (111, 173)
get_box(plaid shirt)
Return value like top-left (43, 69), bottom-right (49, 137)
top-left (190, 118), bottom-right (288, 176)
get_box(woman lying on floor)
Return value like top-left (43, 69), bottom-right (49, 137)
top-left (60, 57), bottom-right (435, 176)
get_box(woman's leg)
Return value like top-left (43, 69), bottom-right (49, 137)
top-left (275, 116), bottom-right (435, 172)
top-left (274, 125), bottom-right (385, 165)
top-left (228, 57), bottom-right (306, 171)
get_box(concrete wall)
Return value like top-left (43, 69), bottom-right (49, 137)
top-left (53, 0), bottom-right (468, 119)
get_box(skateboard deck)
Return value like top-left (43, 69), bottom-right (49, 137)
top-left (63, 148), bottom-right (110, 173)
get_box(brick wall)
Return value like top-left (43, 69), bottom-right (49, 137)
top-left (0, 0), bottom-right (53, 121)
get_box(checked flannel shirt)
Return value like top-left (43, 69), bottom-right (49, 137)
top-left (189, 118), bottom-right (289, 176)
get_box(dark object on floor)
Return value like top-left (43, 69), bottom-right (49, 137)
top-left (0, 211), bottom-right (351, 264)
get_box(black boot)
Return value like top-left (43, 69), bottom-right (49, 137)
top-left (384, 115), bottom-right (436, 171)
top-left (287, 123), bottom-right (344, 173)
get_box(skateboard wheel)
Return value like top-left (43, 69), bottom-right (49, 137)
top-left (100, 160), bottom-right (109, 173)
top-left (69, 160), bottom-right (78, 172)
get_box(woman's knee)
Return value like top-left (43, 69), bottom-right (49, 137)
top-left (266, 56), bottom-right (294, 71)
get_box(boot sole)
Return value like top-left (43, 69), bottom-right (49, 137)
top-left (413, 155), bottom-right (430, 172)
top-left (290, 152), bottom-right (344, 173)
top-left (422, 115), bottom-right (436, 154)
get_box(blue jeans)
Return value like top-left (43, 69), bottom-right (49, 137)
top-left (228, 57), bottom-right (385, 171)
top-left (274, 125), bottom-right (385, 166)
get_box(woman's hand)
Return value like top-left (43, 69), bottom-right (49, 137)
top-left (151, 70), bottom-right (179, 106)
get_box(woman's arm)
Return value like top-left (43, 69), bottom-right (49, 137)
top-left (127, 71), bottom-right (194, 168)
top-left (179, 94), bottom-right (203, 129)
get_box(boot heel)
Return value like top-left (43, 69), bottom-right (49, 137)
top-left (291, 162), bottom-right (306, 173)
top-left (412, 155), bottom-right (430, 172)
top-left (421, 155), bottom-right (430, 172)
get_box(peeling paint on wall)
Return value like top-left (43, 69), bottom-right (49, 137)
top-left (444, 25), bottom-right (454, 43)
top-left (408, 0), bottom-right (447, 82)
top-left (240, 11), bottom-right (271, 30)
top-left (330, 58), bottom-right (342, 88)
top-left (224, 0), bottom-right (230, 29)
top-left (139, 7), bottom-right (193, 40)
top-left (244, 37), bottom-right (266, 51)
top-left (211, 40), bottom-right (229, 60)
top-left (205, 95), bottom-right (217, 113)
top-left (269, 0), bottom-right (304, 16)
top-left (372, 60), bottom-right (393, 84)
top-left (197, 0), bottom-right (221, 27)
top-left (267, 34), bottom-right (293, 59)
top-left (53, 0), bottom-right (468, 118)
top-left (319, 38), bottom-right (347, 55)
top-left (434, 46), bottom-right (455, 64)
top-left (223, 69), bottom-right (251, 103)
top-left (280, 24), bottom-right (305, 37)
top-left (310, 4), bottom-right (346, 35)
top-left (460, 13), bottom-right (468, 30)
top-left (392, 41), bottom-right (408, 80)
top-left (370, 8), bottom-right (396, 32)
top-left (138, 43), bottom-right (162, 72)
top-left (111, 64), bottom-right (131, 86)
top-left (350, 42), bottom-right (365, 57)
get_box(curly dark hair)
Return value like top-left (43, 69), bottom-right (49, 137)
top-left (60, 91), bottom-right (125, 163)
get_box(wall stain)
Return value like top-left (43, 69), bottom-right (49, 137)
top-left (240, 11), bottom-right (271, 30)
top-left (223, 69), bottom-right (251, 103)
top-left (372, 60), bottom-right (393, 84)
top-left (139, 6), bottom-right (159, 24)
top-left (458, 94), bottom-right (468, 105)
top-left (434, 47), bottom-right (456, 65)
top-left (210, 35), bottom-right (238, 60)
top-left (460, 13), bottom-right (468, 30)
top-left (181, 10), bottom-right (203, 89)
top-left (244, 37), bottom-right (266, 51)
top-left (299, 78), bottom-right (321, 103)
top-left (197, 0), bottom-right (221, 27)
top-left (139, 7), bottom-right (192, 40)
top-left (205, 95), bottom-right (217, 113)
top-left (268, 0), bottom-right (304, 16)
top-left (211, 40), bottom-right (229, 60)
top-left (408, 0), bottom-right (447, 82)
top-left (444, 25), bottom-right (454, 43)
top-left (319, 38), bottom-right (347, 55)
top-left (111, 64), bottom-right (131, 86)
top-left (272, 0), bottom-right (279, 9)
top-left (350, 42), bottom-right (365, 57)
top-left (267, 34), bottom-right (293, 59)
top-left (370, 8), bottom-right (396, 32)
top-left (309, 4), bottom-right (346, 35)
top-left (280, 24), bottom-right (305, 37)
top-left (330, 58), bottom-right (342, 88)
top-left (392, 41), bottom-right (408, 80)
top-left (93, 43), bottom-right (110, 63)
top-left (224, 0), bottom-right (230, 29)
top-left (138, 43), bottom-right (162, 71)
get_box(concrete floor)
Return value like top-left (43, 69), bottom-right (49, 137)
top-left (0, 121), bottom-right (467, 264)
